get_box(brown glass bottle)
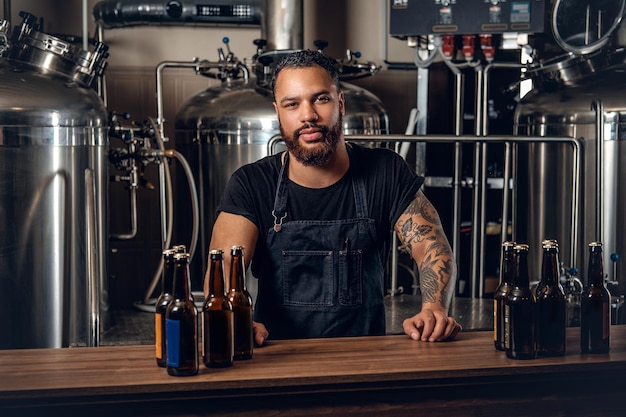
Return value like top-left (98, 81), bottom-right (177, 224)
top-left (203, 249), bottom-right (234, 368)
top-left (165, 252), bottom-right (198, 376)
top-left (535, 240), bottom-right (566, 356)
top-left (581, 242), bottom-right (611, 353)
top-left (155, 248), bottom-right (177, 367)
top-left (228, 245), bottom-right (253, 360)
top-left (504, 244), bottom-right (536, 360)
top-left (494, 241), bottom-right (516, 351)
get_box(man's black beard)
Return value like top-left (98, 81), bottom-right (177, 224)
top-left (280, 115), bottom-right (343, 166)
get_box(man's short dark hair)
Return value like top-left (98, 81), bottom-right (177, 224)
top-left (271, 50), bottom-right (340, 99)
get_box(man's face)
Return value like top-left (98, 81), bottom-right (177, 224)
top-left (273, 65), bottom-right (345, 166)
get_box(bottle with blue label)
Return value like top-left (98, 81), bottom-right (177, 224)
top-left (165, 252), bottom-right (198, 376)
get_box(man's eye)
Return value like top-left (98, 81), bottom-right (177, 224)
top-left (317, 96), bottom-right (330, 103)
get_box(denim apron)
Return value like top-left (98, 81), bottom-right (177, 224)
top-left (254, 152), bottom-right (386, 339)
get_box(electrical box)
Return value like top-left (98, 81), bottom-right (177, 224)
top-left (389, 0), bottom-right (546, 37)
top-left (93, 0), bottom-right (261, 28)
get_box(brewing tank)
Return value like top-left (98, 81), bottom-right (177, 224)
top-left (514, 53), bottom-right (626, 293)
top-left (0, 14), bottom-right (110, 348)
top-left (174, 61), bottom-right (389, 287)
top-left (514, 0), bottom-right (626, 292)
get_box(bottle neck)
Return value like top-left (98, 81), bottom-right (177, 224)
top-left (513, 252), bottom-right (530, 289)
top-left (501, 250), bottom-right (515, 285)
top-left (540, 249), bottom-right (560, 286)
top-left (588, 251), bottom-right (605, 286)
top-left (172, 261), bottom-right (192, 301)
top-left (162, 255), bottom-right (175, 294)
top-left (209, 258), bottom-right (226, 297)
top-left (229, 253), bottom-right (246, 292)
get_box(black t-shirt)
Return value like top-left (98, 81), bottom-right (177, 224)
top-left (217, 143), bottom-right (425, 273)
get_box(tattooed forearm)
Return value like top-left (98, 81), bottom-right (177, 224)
top-left (396, 191), bottom-right (457, 310)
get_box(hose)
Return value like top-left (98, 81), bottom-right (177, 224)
top-left (134, 117), bottom-right (200, 312)
top-left (134, 117), bottom-right (174, 310)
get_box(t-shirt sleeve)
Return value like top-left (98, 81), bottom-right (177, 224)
top-left (388, 154), bottom-right (424, 228)
top-left (217, 170), bottom-right (256, 222)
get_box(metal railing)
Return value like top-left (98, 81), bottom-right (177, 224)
top-left (268, 134), bottom-right (583, 298)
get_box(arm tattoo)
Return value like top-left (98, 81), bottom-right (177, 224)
top-left (396, 192), bottom-right (455, 309)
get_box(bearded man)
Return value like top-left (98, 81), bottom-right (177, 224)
top-left (204, 49), bottom-right (461, 344)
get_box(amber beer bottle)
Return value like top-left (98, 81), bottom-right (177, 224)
top-left (535, 240), bottom-right (566, 356)
top-left (165, 252), bottom-right (199, 376)
top-left (155, 248), bottom-right (176, 367)
top-left (228, 245), bottom-right (254, 360)
top-left (581, 242), bottom-right (611, 353)
top-left (504, 243), bottom-right (536, 359)
top-left (494, 241), bottom-right (516, 351)
top-left (203, 249), bottom-right (234, 368)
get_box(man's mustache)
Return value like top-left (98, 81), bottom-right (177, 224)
top-left (294, 123), bottom-right (329, 139)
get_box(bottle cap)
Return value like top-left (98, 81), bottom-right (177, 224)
top-left (173, 252), bottom-right (190, 261)
top-left (514, 243), bottom-right (529, 251)
top-left (172, 244), bottom-right (187, 253)
top-left (162, 248), bottom-right (177, 256)
top-left (541, 239), bottom-right (559, 249)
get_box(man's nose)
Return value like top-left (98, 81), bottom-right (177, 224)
top-left (301, 104), bottom-right (318, 122)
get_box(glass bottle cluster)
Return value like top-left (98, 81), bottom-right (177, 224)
top-left (494, 240), bottom-right (611, 360)
top-left (155, 244), bottom-right (254, 376)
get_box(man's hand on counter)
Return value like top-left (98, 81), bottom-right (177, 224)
top-left (253, 321), bottom-right (269, 346)
top-left (403, 307), bottom-right (462, 342)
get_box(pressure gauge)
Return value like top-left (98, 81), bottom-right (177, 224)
top-left (552, 0), bottom-right (626, 55)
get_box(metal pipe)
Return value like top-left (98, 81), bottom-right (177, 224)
top-left (3, 0), bottom-right (10, 21)
top-left (262, 0), bottom-right (303, 50)
top-left (482, 62), bottom-right (526, 252)
top-left (414, 58), bottom-right (429, 176)
top-left (85, 168), bottom-right (100, 347)
top-left (390, 232), bottom-right (400, 295)
top-left (82, 0), bottom-right (88, 51)
top-left (501, 142), bottom-right (512, 244)
top-left (110, 185), bottom-right (138, 240)
top-left (482, 62), bottom-right (526, 135)
top-left (95, 24), bottom-right (107, 105)
top-left (592, 98), bottom-right (604, 243)
top-left (155, 59), bottom-right (201, 137)
top-left (452, 71), bottom-right (464, 296)
top-left (472, 67), bottom-right (484, 298)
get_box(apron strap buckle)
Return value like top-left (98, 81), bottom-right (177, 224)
top-left (272, 210), bottom-right (288, 232)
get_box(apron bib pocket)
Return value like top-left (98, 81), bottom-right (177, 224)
top-left (282, 250), bottom-right (334, 307)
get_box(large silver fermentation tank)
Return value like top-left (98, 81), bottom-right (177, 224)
top-left (0, 13), bottom-right (110, 348)
top-left (514, 0), bottom-right (626, 294)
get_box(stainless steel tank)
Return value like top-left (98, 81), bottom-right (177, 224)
top-left (514, 0), bottom-right (626, 293)
top-left (174, 60), bottom-right (389, 288)
top-left (515, 55), bottom-right (626, 291)
top-left (0, 13), bottom-right (110, 348)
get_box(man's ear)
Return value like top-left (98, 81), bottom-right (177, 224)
top-left (338, 90), bottom-right (345, 116)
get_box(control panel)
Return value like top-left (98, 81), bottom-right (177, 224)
top-left (93, 0), bottom-right (261, 28)
top-left (389, 0), bottom-right (546, 37)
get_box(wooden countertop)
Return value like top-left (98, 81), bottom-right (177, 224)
top-left (1, 326), bottom-right (626, 416)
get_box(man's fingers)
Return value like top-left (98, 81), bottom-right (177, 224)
top-left (403, 310), bottom-right (462, 342)
top-left (253, 321), bottom-right (269, 346)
